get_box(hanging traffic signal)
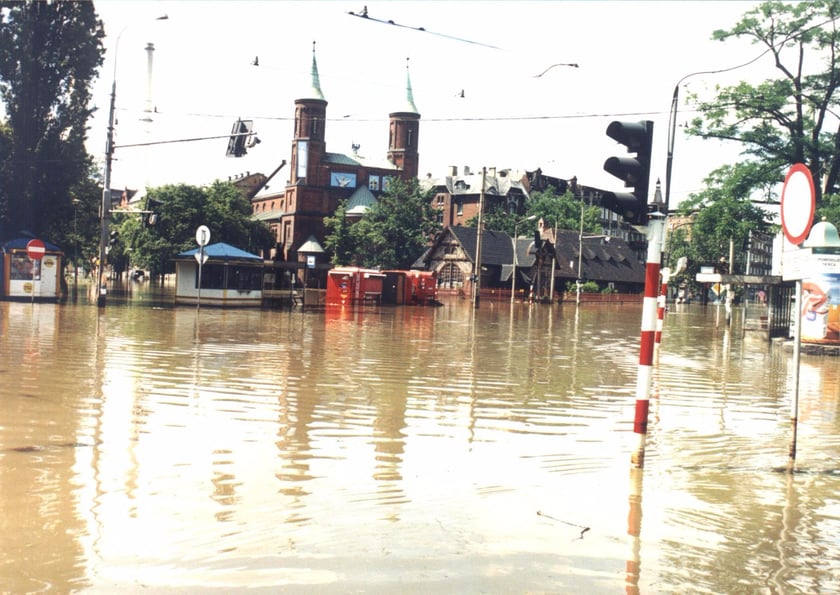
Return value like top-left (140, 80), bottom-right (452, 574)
top-left (226, 119), bottom-right (255, 157)
top-left (145, 196), bottom-right (162, 226)
top-left (601, 120), bottom-right (654, 226)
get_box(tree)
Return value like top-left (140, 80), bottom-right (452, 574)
top-left (0, 1), bottom-right (104, 239)
top-left (525, 188), bottom-right (600, 234)
top-left (686, 0), bottom-right (840, 206)
top-left (324, 178), bottom-right (439, 269)
top-left (120, 181), bottom-right (272, 278)
top-left (465, 188), bottom-right (599, 236)
top-left (323, 200), bottom-right (356, 266)
top-left (673, 164), bottom-right (776, 290)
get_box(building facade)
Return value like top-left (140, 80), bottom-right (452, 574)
top-left (251, 47), bottom-right (421, 265)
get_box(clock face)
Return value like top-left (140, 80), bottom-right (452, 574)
top-left (331, 172), bottom-right (357, 188)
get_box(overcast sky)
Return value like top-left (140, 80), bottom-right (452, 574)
top-left (87, 0), bottom-right (784, 206)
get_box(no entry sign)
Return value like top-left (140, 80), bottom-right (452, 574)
top-left (26, 239), bottom-right (46, 260)
top-left (781, 163), bottom-right (816, 245)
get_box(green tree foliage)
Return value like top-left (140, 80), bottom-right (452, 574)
top-left (464, 188), bottom-right (600, 236)
top-left (0, 1), bottom-right (104, 239)
top-left (324, 178), bottom-right (439, 269)
top-left (686, 0), bottom-right (840, 205)
top-left (526, 188), bottom-right (600, 234)
top-left (323, 200), bottom-right (356, 266)
top-left (673, 164), bottom-right (775, 288)
top-left (117, 181), bottom-right (272, 278)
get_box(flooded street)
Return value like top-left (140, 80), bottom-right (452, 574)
top-left (1, 288), bottom-right (839, 593)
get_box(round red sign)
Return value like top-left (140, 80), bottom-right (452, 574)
top-left (26, 238), bottom-right (46, 260)
top-left (780, 163), bottom-right (816, 245)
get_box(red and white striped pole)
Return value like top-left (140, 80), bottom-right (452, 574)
top-left (632, 216), bottom-right (664, 468)
top-left (654, 273), bottom-right (668, 346)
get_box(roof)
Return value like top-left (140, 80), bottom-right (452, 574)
top-left (2, 233), bottom-right (62, 253)
top-left (298, 235), bottom-right (325, 254)
top-left (346, 186), bottom-right (377, 216)
top-left (552, 230), bottom-right (645, 283)
top-left (324, 152), bottom-right (362, 167)
top-left (448, 225), bottom-right (513, 266)
top-left (176, 242), bottom-right (262, 262)
top-left (420, 169), bottom-right (529, 199)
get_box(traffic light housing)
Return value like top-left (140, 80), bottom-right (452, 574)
top-left (601, 120), bottom-right (654, 226)
top-left (109, 229), bottom-right (119, 246)
top-left (145, 196), bottom-right (162, 226)
top-left (226, 119), bottom-right (255, 157)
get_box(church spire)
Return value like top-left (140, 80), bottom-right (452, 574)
top-left (402, 57), bottom-right (418, 114)
top-left (308, 41), bottom-right (325, 100)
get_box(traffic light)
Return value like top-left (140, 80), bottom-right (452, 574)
top-left (226, 119), bottom-right (255, 157)
top-left (601, 120), bottom-right (654, 226)
top-left (109, 229), bottom-right (119, 246)
top-left (145, 196), bottom-right (161, 226)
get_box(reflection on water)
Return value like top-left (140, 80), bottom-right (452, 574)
top-left (1, 290), bottom-right (839, 593)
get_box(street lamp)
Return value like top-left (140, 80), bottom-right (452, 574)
top-left (576, 198), bottom-right (609, 306)
top-left (511, 215), bottom-right (537, 305)
top-left (97, 14), bottom-right (168, 307)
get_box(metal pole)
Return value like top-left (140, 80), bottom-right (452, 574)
top-left (72, 198), bottom-right (79, 299)
top-left (473, 167), bottom-right (486, 309)
top-left (631, 217), bottom-right (664, 468)
top-left (789, 279), bottom-right (802, 469)
top-left (511, 224), bottom-right (518, 306)
top-left (511, 215), bottom-right (536, 306)
top-left (549, 221), bottom-right (558, 302)
top-left (97, 78), bottom-right (116, 307)
top-left (96, 15), bottom-right (168, 308)
top-left (576, 199), bottom-right (584, 305)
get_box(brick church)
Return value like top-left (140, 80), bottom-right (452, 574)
top-left (250, 44), bottom-right (421, 264)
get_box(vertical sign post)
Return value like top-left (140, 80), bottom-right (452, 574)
top-left (780, 163), bottom-right (815, 470)
top-left (195, 225), bottom-right (210, 311)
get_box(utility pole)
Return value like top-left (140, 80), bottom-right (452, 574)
top-left (473, 167), bottom-right (486, 308)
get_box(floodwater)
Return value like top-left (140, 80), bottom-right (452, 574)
top-left (1, 286), bottom-right (839, 594)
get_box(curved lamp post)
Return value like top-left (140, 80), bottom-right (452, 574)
top-left (97, 15), bottom-right (168, 307)
top-left (511, 215), bottom-right (537, 305)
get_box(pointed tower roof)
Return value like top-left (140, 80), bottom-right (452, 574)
top-left (399, 57), bottom-right (419, 114)
top-left (301, 41), bottom-right (325, 101)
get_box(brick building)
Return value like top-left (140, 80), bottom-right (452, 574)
top-left (251, 46), bottom-right (420, 265)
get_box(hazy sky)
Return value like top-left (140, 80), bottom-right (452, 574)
top-left (88, 1), bottom-right (781, 206)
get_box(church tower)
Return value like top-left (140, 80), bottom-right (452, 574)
top-left (387, 58), bottom-right (420, 179)
top-left (281, 42), bottom-right (330, 261)
top-left (289, 42), bottom-right (327, 187)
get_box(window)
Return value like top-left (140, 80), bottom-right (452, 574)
top-left (457, 200), bottom-right (463, 216)
top-left (197, 264), bottom-right (262, 291)
top-left (438, 263), bottom-right (464, 289)
top-left (369, 176), bottom-right (380, 191)
top-left (297, 141), bottom-right (308, 179)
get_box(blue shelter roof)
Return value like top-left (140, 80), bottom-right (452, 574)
top-left (177, 242), bottom-right (262, 262)
top-left (2, 234), bottom-right (62, 253)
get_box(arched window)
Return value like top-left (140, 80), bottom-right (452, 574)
top-left (438, 263), bottom-right (464, 289)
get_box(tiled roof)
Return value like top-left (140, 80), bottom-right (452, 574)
top-left (552, 230), bottom-right (645, 283)
top-left (448, 225), bottom-right (513, 266)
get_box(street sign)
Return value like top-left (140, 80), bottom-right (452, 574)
top-left (781, 163), bottom-right (815, 246)
top-left (26, 239), bottom-right (46, 260)
top-left (194, 251), bottom-right (209, 265)
top-left (195, 225), bottom-right (211, 247)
